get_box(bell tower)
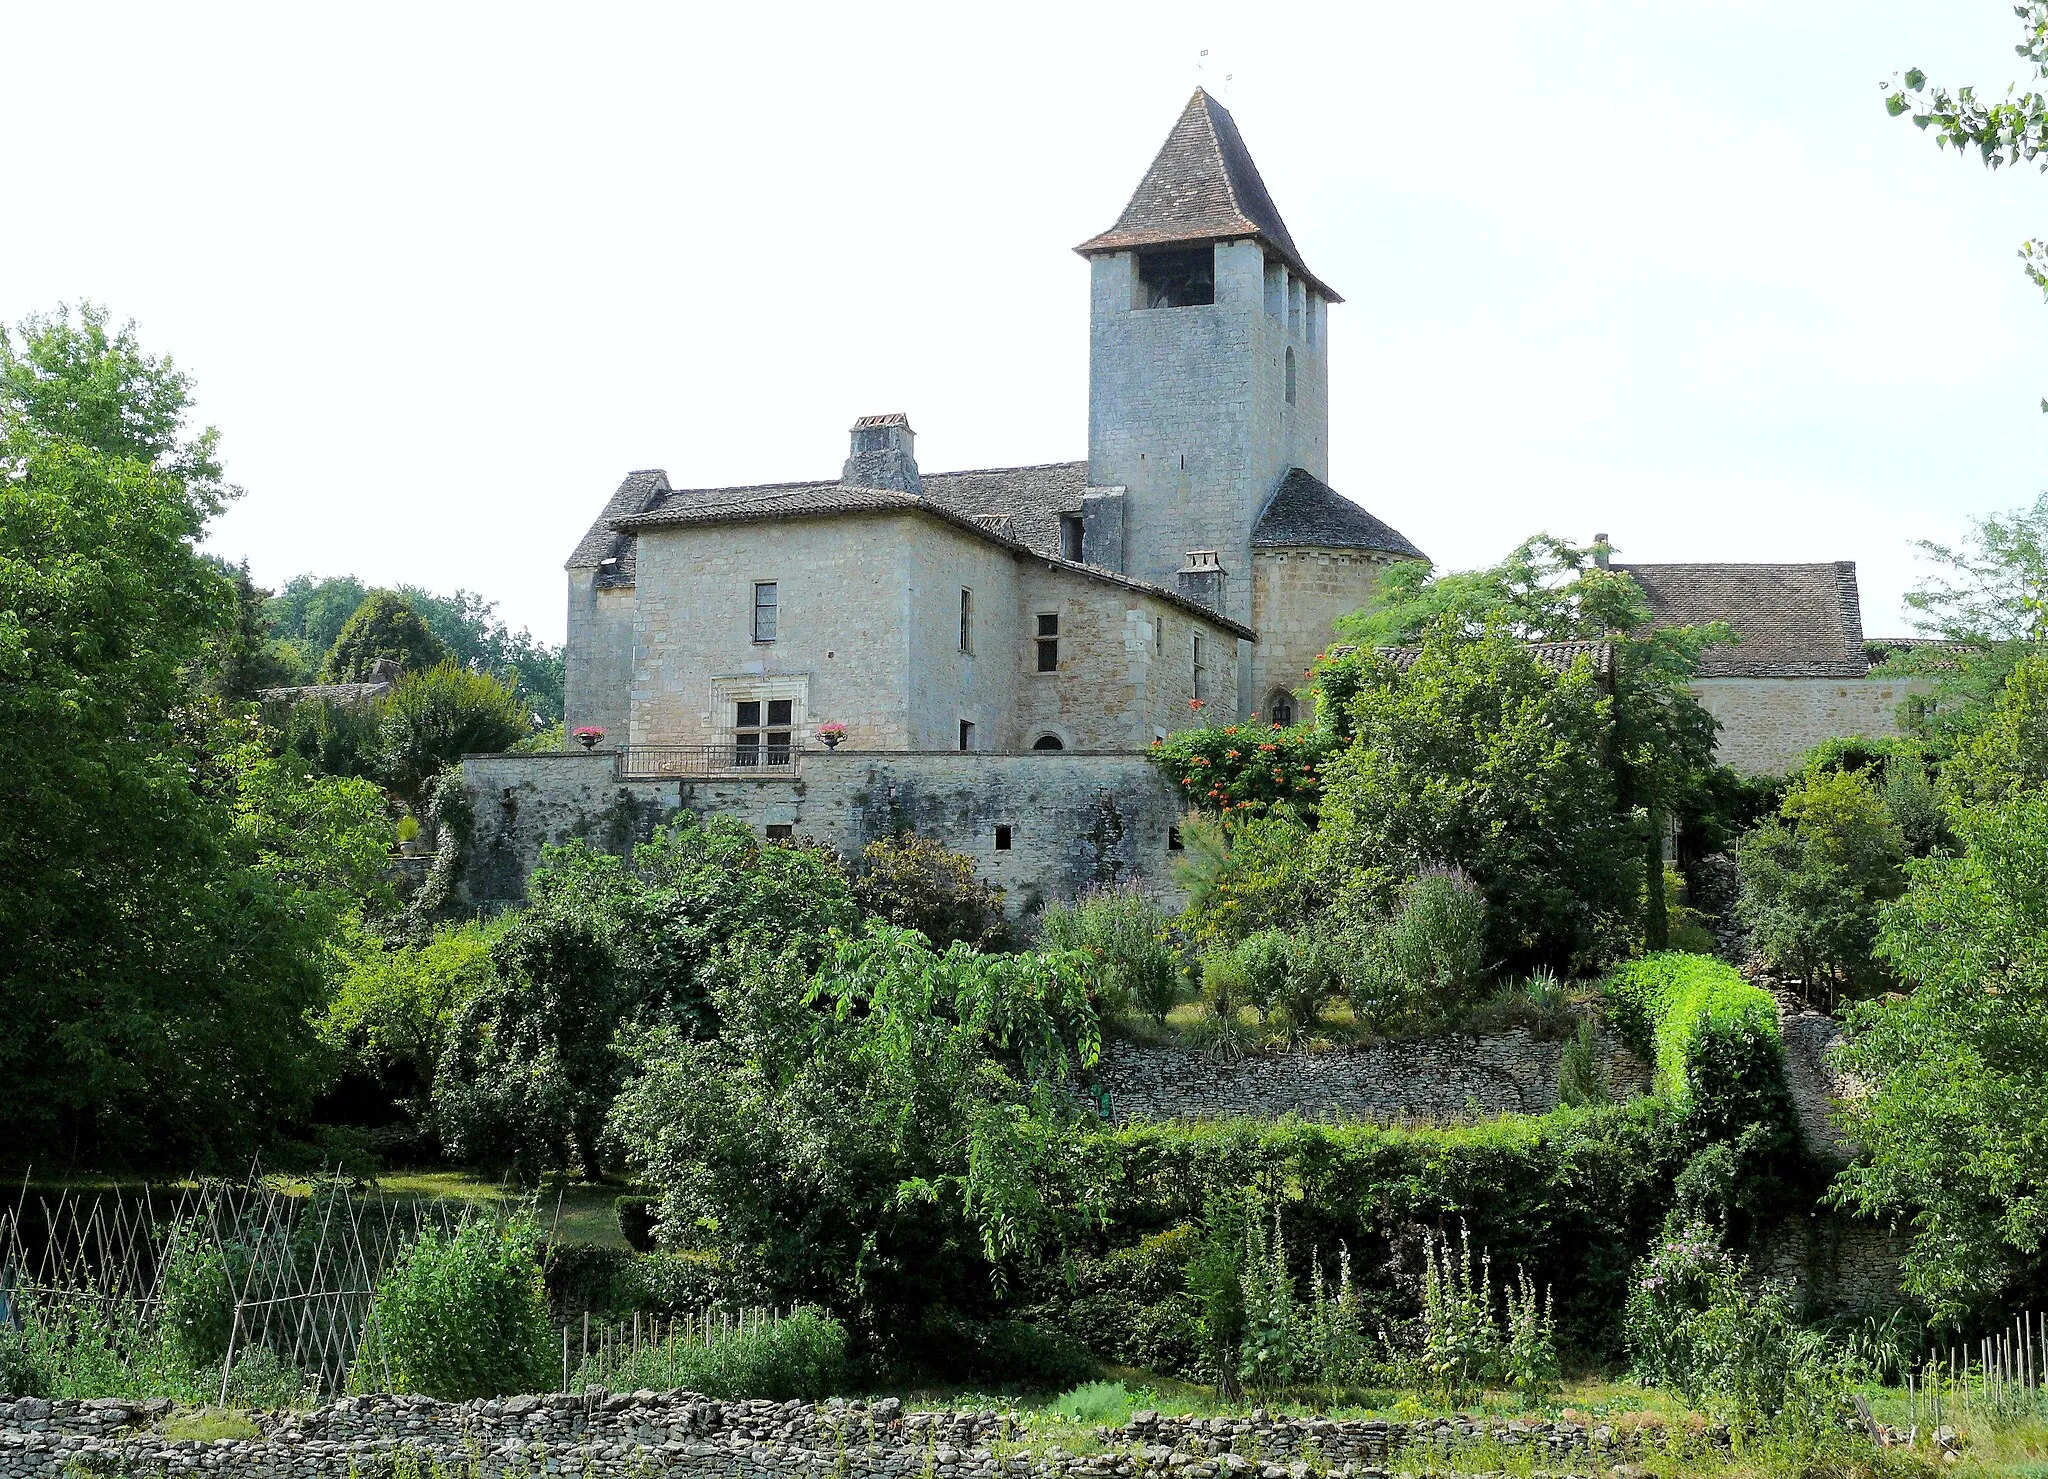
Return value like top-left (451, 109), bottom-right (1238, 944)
top-left (1077, 89), bottom-right (1337, 631)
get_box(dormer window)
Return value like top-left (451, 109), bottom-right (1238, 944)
top-left (1136, 246), bottom-right (1215, 309)
top-left (1060, 514), bottom-right (1084, 561)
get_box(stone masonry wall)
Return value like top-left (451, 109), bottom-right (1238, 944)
top-left (1098, 1031), bottom-right (1650, 1123)
top-left (0, 1392), bottom-right (1722, 1479)
top-left (1247, 549), bottom-right (1388, 727)
top-left (1690, 676), bottom-right (1915, 775)
top-left (460, 751), bottom-right (1188, 918)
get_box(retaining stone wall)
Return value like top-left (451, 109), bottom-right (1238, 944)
top-left (1098, 1030), bottom-right (1651, 1123)
top-left (0, 1392), bottom-right (1721, 1479)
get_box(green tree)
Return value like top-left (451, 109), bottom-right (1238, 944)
top-left (266, 573), bottom-right (369, 669)
top-left (606, 922), bottom-right (1104, 1356)
top-left (0, 305), bottom-right (382, 1162)
top-left (319, 589), bottom-right (448, 682)
top-left (190, 558), bottom-right (303, 700)
top-left (853, 833), bottom-right (1010, 951)
top-left (378, 659), bottom-right (528, 815)
top-left (1037, 885), bottom-right (1181, 1023)
top-left (1881, 495), bottom-right (2048, 749)
top-left (1331, 535), bottom-right (1728, 949)
top-left (1943, 651), bottom-right (2048, 807)
top-left (1735, 767), bottom-right (1907, 1001)
top-left (1886, 7), bottom-right (2048, 407)
top-left (433, 816), bottom-right (861, 1177)
top-left (320, 919), bottom-right (497, 1107)
top-left (1831, 790), bottom-right (2048, 1318)
top-left (1312, 621), bottom-right (1639, 973)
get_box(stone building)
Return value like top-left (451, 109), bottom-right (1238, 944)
top-left (468, 90), bottom-right (1910, 908)
top-left (1610, 554), bottom-right (1915, 774)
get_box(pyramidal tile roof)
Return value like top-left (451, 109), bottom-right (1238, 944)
top-left (1076, 89), bottom-right (1339, 302)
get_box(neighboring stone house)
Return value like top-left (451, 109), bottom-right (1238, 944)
top-left (466, 89), bottom-right (1911, 908)
top-left (1610, 554), bottom-right (1916, 774)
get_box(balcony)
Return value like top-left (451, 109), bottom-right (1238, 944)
top-left (617, 742), bottom-right (809, 779)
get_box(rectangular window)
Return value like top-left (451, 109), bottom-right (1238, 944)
top-left (765, 823), bottom-right (794, 842)
top-left (994, 824), bottom-right (1012, 851)
top-left (1036, 613), bottom-right (1059, 673)
top-left (1168, 825), bottom-right (1184, 853)
top-left (734, 697), bottom-right (794, 767)
top-left (1136, 245), bottom-right (1216, 309)
top-left (1193, 634), bottom-right (1206, 699)
top-left (1060, 514), bottom-right (1084, 562)
top-left (752, 581), bottom-right (778, 642)
top-left (959, 587), bottom-right (973, 653)
top-left (959, 719), bottom-right (976, 752)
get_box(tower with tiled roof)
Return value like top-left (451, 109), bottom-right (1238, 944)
top-left (1078, 89), bottom-right (1421, 721)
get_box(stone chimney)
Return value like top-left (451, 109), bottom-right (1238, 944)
top-left (1592, 532), bottom-right (1611, 569)
top-left (1177, 549), bottom-right (1227, 614)
top-left (842, 413), bottom-right (921, 494)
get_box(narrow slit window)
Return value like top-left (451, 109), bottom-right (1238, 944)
top-left (994, 825), bottom-right (1012, 851)
top-left (1192, 635), bottom-right (1206, 700)
top-left (959, 719), bottom-right (976, 752)
top-left (752, 581), bottom-right (778, 642)
top-left (1285, 347), bottom-right (1297, 405)
top-left (959, 588), bottom-right (973, 653)
top-left (1036, 613), bottom-right (1060, 672)
top-left (1154, 614), bottom-right (1163, 654)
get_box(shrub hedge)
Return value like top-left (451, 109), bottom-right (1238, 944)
top-left (1601, 953), bottom-right (1781, 1104)
top-left (1029, 1103), bottom-right (1695, 1363)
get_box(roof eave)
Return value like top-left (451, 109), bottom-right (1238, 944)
top-left (1071, 229), bottom-right (1343, 305)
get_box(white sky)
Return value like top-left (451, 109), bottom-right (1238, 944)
top-left (5, 2), bottom-right (2043, 645)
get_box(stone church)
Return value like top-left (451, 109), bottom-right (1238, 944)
top-left (463, 90), bottom-right (1910, 911)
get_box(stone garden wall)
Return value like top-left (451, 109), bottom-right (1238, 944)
top-left (1096, 1030), bottom-right (1651, 1123)
top-left (0, 1392), bottom-right (1725, 1479)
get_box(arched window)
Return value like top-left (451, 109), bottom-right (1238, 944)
top-left (1031, 734), bottom-right (1065, 751)
top-left (1284, 347), bottom-right (1297, 405)
top-left (1267, 689), bottom-right (1296, 727)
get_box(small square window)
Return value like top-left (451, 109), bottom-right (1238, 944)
top-left (752, 581), bottom-right (778, 642)
top-left (995, 825), bottom-right (1012, 851)
top-left (767, 699), bottom-right (792, 726)
top-left (1035, 613), bottom-right (1059, 673)
top-left (959, 719), bottom-right (976, 752)
top-left (765, 824), bottom-right (794, 842)
top-left (736, 700), bottom-right (761, 728)
top-left (1168, 826), bottom-right (1184, 853)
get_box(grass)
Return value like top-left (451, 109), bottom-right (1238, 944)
top-left (368, 1170), bottom-right (630, 1249)
top-left (160, 1409), bottom-right (260, 1442)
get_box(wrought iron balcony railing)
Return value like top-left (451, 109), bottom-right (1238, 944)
top-left (617, 743), bottom-right (807, 779)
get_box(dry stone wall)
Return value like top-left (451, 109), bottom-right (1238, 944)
top-left (1098, 1031), bottom-right (1650, 1123)
top-left (0, 1393), bottom-right (1722, 1479)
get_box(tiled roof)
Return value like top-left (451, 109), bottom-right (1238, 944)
top-left (1251, 468), bottom-right (1426, 559)
top-left (565, 468), bottom-right (671, 586)
top-left (1617, 561), bottom-right (1869, 678)
top-left (611, 473), bottom-right (1255, 640)
top-left (1076, 89), bottom-right (1339, 302)
top-left (921, 461), bottom-right (1086, 558)
top-left (1373, 639), bottom-right (1616, 685)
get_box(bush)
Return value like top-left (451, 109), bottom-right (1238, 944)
top-left (1038, 886), bottom-right (1180, 1021)
top-left (379, 660), bottom-right (529, 815)
top-left (1049, 1378), bottom-right (1138, 1424)
top-left (580, 1306), bottom-right (849, 1400)
top-left (616, 1195), bottom-right (658, 1254)
top-left (1342, 868), bottom-right (1489, 1033)
top-left (320, 590), bottom-right (448, 682)
top-left (1600, 952), bottom-right (1782, 1115)
top-left (853, 832), bottom-right (1010, 950)
top-left (1735, 766), bottom-right (1907, 1000)
top-left (1312, 623), bottom-right (1640, 974)
top-left (352, 1217), bottom-right (555, 1399)
top-left (1147, 722), bottom-right (1332, 819)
